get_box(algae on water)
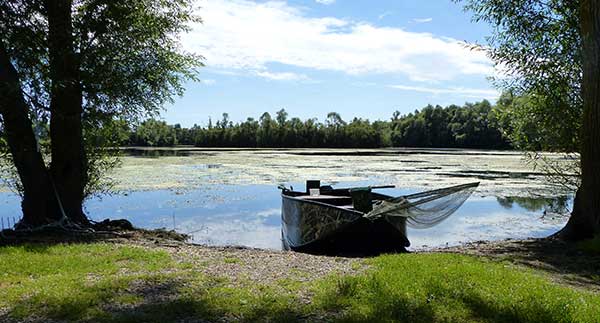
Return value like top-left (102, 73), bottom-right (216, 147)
top-left (107, 148), bottom-right (573, 198)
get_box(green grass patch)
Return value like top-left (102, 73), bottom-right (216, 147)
top-left (0, 243), bottom-right (307, 322)
top-left (1, 244), bottom-right (599, 322)
top-left (222, 257), bottom-right (242, 264)
top-left (276, 277), bottom-right (304, 292)
top-left (312, 253), bottom-right (600, 322)
top-left (0, 243), bottom-right (173, 321)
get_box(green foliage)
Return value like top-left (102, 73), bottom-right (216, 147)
top-left (130, 102), bottom-right (510, 149)
top-left (82, 118), bottom-right (127, 199)
top-left (494, 92), bottom-right (581, 191)
top-left (495, 93), bottom-right (581, 191)
top-left (74, 0), bottom-right (202, 120)
top-left (496, 92), bottom-right (580, 152)
top-left (0, 152), bottom-right (23, 197)
top-left (391, 100), bottom-right (509, 149)
top-left (1, 0), bottom-right (201, 123)
top-left (131, 119), bottom-right (178, 147)
top-left (0, 0), bottom-right (201, 197)
top-left (0, 124), bottom-right (23, 196)
top-left (456, 0), bottom-right (583, 193)
top-left (456, 0), bottom-right (581, 153)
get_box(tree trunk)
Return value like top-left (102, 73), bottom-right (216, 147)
top-left (0, 42), bottom-right (61, 226)
top-left (45, 0), bottom-right (88, 224)
top-left (560, 0), bottom-right (600, 240)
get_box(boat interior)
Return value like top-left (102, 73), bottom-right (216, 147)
top-left (282, 180), bottom-right (392, 211)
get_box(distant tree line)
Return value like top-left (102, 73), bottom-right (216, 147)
top-left (120, 100), bottom-right (512, 149)
top-left (391, 100), bottom-right (509, 149)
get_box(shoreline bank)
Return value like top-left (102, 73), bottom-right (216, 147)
top-left (1, 229), bottom-right (598, 322)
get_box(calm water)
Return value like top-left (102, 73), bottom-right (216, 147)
top-left (0, 181), bottom-right (570, 250)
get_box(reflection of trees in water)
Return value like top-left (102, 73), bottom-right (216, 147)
top-left (124, 149), bottom-right (191, 158)
top-left (496, 196), bottom-right (571, 214)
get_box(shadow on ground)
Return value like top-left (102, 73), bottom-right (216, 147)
top-left (442, 238), bottom-right (600, 292)
top-left (0, 223), bottom-right (187, 248)
top-left (0, 275), bottom-right (315, 323)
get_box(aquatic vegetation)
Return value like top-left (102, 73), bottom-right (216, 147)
top-left (0, 149), bottom-right (573, 198)
top-left (107, 148), bottom-right (573, 198)
top-left (0, 149), bottom-right (574, 250)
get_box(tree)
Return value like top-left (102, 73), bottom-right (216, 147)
top-left (460, 0), bottom-right (581, 151)
top-left (123, 106), bottom-right (508, 149)
top-left (562, 0), bottom-right (600, 239)
top-left (0, 0), bottom-right (200, 227)
top-left (275, 109), bottom-right (288, 127)
top-left (0, 42), bottom-right (59, 225)
top-left (46, 0), bottom-right (88, 224)
top-left (389, 101), bottom-right (508, 149)
top-left (275, 109), bottom-right (289, 146)
top-left (133, 119), bottom-right (177, 147)
top-left (325, 112), bottom-right (346, 147)
top-left (458, 0), bottom-right (599, 240)
top-left (257, 112), bottom-right (276, 147)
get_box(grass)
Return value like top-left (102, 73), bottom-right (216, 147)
top-left (0, 243), bottom-right (306, 322)
top-left (0, 243), bottom-right (599, 322)
top-left (222, 256), bottom-right (243, 264)
top-left (0, 244), bottom-right (174, 321)
top-left (313, 253), bottom-right (600, 322)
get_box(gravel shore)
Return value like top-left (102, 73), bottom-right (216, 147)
top-left (128, 233), bottom-right (600, 294)
top-left (163, 244), bottom-right (366, 285)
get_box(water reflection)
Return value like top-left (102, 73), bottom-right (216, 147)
top-left (408, 195), bottom-right (569, 249)
top-left (0, 183), bottom-right (571, 250)
top-left (121, 148), bottom-right (193, 157)
top-left (84, 185), bottom-right (284, 249)
top-left (496, 196), bottom-right (570, 214)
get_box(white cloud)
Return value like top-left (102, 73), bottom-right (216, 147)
top-left (255, 71), bottom-right (309, 81)
top-left (202, 79), bottom-right (216, 85)
top-left (315, 0), bottom-right (336, 4)
top-left (412, 17), bottom-right (433, 23)
top-left (184, 0), bottom-right (493, 82)
top-left (389, 84), bottom-right (499, 99)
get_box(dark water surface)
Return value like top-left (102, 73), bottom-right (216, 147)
top-left (0, 182), bottom-right (570, 250)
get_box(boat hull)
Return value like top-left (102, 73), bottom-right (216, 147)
top-left (281, 192), bottom-right (409, 254)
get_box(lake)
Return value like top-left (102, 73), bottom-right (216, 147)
top-left (0, 148), bottom-right (573, 250)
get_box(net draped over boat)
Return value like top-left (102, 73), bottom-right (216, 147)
top-left (365, 182), bottom-right (479, 229)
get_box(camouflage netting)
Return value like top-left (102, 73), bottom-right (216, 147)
top-left (366, 182), bottom-right (479, 229)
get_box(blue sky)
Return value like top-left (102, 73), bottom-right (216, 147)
top-left (163, 0), bottom-right (496, 127)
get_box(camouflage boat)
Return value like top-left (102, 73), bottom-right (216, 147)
top-left (280, 181), bottom-right (479, 254)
